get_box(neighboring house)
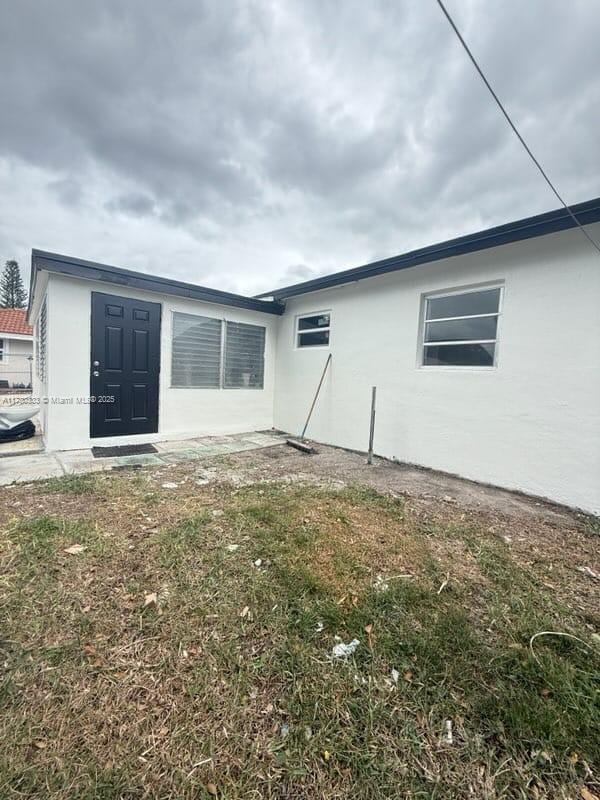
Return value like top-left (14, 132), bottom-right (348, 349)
top-left (0, 308), bottom-right (33, 388)
top-left (27, 197), bottom-right (600, 513)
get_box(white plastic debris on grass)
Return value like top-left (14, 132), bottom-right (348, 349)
top-left (373, 573), bottom-right (412, 592)
top-left (226, 544), bottom-right (239, 552)
top-left (315, 621), bottom-right (324, 633)
top-left (162, 482), bottom-right (178, 489)
top-left (254, 559), bottom-right (262, 567)
top-left (391, 668), bottom-right (399, 684)
top-left (445, 719), bottom-right (453, 745)
top-left (64, 544), bottom-right (86, 555)
top-left (330, 638), bottom-right (360, 659)
top-left (577, 565), bottom-right (600, 581)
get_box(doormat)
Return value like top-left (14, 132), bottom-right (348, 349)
top-left (92, 443), bottom-right (159, 458)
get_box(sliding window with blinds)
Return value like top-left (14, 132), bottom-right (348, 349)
top-left (171, 313), bottom-right (223, 388)
top-left (171, 312), bottom-right (265, 389)
top-left (224, 321), bottom-right (265, 389)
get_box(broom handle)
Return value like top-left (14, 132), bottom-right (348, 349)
top-left (301, 353), bottom-right (332, 439)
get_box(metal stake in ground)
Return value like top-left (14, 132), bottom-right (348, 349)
top-left (367, 386), bottom-right (376, 465)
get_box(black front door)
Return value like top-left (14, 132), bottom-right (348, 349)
top-left (90, 292), bottom-right (161, 438)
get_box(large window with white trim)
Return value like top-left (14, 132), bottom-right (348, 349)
top-left (172, 312), bottom-right (222, 388)
top-left (171, 312), bottom-right (265, 389)
top-left (296, 311), bottom-right (331, 348)
top-left (0, 338), bottom-right (4, 362)
top-left (421, 285), bottom-right (502, 367)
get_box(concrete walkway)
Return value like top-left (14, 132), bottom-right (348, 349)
top-left (0, 431), bottom-right (285, 485)
top-left (0, 433), bottom-right (44, 457)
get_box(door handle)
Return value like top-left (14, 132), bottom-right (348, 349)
top-left (92, 371), bottom-right (100, 377)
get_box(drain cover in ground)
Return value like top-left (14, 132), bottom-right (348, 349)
top-left (92, 443), bottom-right (158, 458)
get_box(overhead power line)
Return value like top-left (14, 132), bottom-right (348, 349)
top-left (435, 0), bottom-right (600, 257)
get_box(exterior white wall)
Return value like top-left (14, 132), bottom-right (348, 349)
top-left (43, 274), bottom-right (278, 451)
top-left (273, 224), bottom-right (600, 514)
top-left (0, 335), bottom-right (33, 386)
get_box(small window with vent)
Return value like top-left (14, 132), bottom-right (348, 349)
top-left (296, 311), bottom-right (331, 348)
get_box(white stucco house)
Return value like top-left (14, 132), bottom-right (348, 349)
top-left (0, 308), bottom-right (33, 389)
top-left (27, 198), bottom-right (600, 513)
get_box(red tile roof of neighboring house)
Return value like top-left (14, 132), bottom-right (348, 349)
top-left (0, 308), bottom-right (33, 336)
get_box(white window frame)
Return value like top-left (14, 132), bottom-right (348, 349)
top-left (170, 310), bottom-right (266, 390)
top-left (295, 310), bottom-right (331, 350)
top-left (418, 283), bottom-right (504, 370)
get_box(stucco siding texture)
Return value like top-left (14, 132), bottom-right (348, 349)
top-left (273, 225), bottom-right (600, 513)
top-left (43, 275), bottom-right (277, 451)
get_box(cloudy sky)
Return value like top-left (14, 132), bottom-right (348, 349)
top-left (0, 1), bottom-right (598, 296)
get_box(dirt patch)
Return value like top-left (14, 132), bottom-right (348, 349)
top-left (156, 443), bottom-right (599, 618)
top-left (235, 442), bottom-right (588, 523)
top-left (1, 445), bottom-right (597, 622)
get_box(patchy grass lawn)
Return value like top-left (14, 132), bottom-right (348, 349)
top-left (0, 464), bottom-right (598, 799)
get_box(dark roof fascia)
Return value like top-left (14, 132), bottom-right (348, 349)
top-left (257, 197), bottom-right (600, 300)
top-left (28, 250), bottom-right (285, 316)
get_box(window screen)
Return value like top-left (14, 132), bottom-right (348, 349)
top-left (224, 321), bottom-right (265, 388)
top-left (0, 339), bottom-right (3, 362)
top-left (171, 312), bottom-right (222, 388)
top-left (422, 287), bottom-right (501, 367)
top-left (297, 312), bottom-right (330, 347)
top-left (36, 299), bottom-right (47, 382)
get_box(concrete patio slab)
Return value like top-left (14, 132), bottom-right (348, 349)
top-left (0, 434), bottom-right (44, 458)
top-left (57, 450), bottom-right (119, 475)
top-left (242, 433), bottom-right (282, 444)
top-left (158, 449), bottom-right (211, 463)
top-left (154, 439), bottom-right (204, 453)
top-left (228, 441), bottom-right (262, 451)
top-left (191, 444), bottom-right (238, 455)
top-left (196, 436), bottom-right (235, 445)
top-left (0, 431), bottom-right (287, 485)
top-left (0, 453), bottom-right (64, 484)
top-left (108, 453), bottom-right (166, 468)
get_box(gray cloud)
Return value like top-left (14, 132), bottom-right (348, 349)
top-left (279, 263), bottom-right (319, 285)
top-left (0, 0), bottom-right (598, 294)
top-left (47, 178), bottom-right (84, 208)
top-left (106, 193), bottom-right (156, 218)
